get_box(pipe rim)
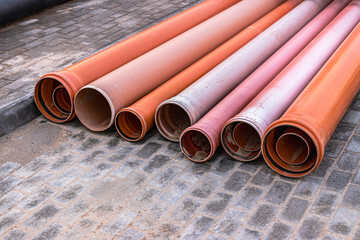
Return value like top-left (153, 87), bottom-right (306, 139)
top-left (74, 85), bottom-right (115, 131)
top-left (155, 101), bottom-right (192, 142)
top-left (115, 108), bottom-right (146, 141)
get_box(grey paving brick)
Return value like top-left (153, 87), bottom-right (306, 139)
top-left (0, 208), bottom-right (25, 235)
top-left (70, 131), bottom-right (87, 141)
top-left (160, 181), bottom-right (189, 205)
top-left (60, 218), bottom-right (99, 240)
top-left (48, 154), bottom-right (77, 172)
top-left (134, 204), bottom-right (168, 230)
top-left (280, 197), bottom-right (309, 223)
top-left (0, 176), bottom-right (22, 195)
top-left (324, 139), bottom-right (345, 158)
top-left (251, 166), bottom-right (276, 187)
top-left (295, 215), bottom-right (326, 240)
top-left (0, 190), bottom-right (24, 214)
top-left (16, 170), bottom-right (52, 193)
top-left (211, 158), bottom-right (237, 177)
top-left (247, 204), bottom-right (278, 230)
top-left (294, 176), bottom-right (322, 198)
top-left (106, 145), bottom-right (136, 163)
top-left (136, 142), bottom-right (162, 158)
top-left (13, 158), bottom-right (49, 178)
top-left (104, 135), bottom-right (122, 150)
top-left (161, 141), bottom-right (181, 157)
top-left (191, 175), bottom-right (221, 199)
top-left (76, 137), bottom-right (101, 153)
top-left (101, 209), bottom-right (138, 235)
top-left (325, 170), bottom-right (352, 193)
top-left (127, 187), bottom-right (160, 210)
top-left (54, 182), bottom-right (86, 204)
top-left (342, 184), bottom-right (360, 210)
top-left (264, 181), bottom-right (294, 205)
top-left (238, 158), bottom-right (263, 173)
top-left (18, 186), bottom-right (55, 210)
top-left (110, 157), bottom-right (144, 178)
top-left (33, 223), bottom-right (64, 240)
top-left (48, 166), bottom-right (84, 188)
top-left (213, 209), bottom-right (246, 237)
top-left (0, 162), bottom-right (20, 179)
top-left (350, 97), bottom-right (360, 111)
top-left (22, 204), bottom-right (62, 230)
top-left (150, 166), bottom-right (182, 188)
top-left (352, 166), bottom-right (360, 184)
top-left (341, 110), bottom-right (360, 125)
top-left (206, 235), bottom-right (227, 240)
top-left (310, 191), bottom-right (339, 217)
top-left (234, 186), bottom-right (264, 211)
top-left (178, 162), bottom-right (211, 183)
top-left (235, 228), bottom-right (262, 240)
top-left (142, 154), bottom-right (170, 174)
top-left (336, 152), bottom-right (359, 172)
top-left (203, 192), bottom-right (232, 216)
top-left (223, 171), bottom-right (251, 192)
top-left (332, 123), bottom-right (355, 141)
top-left (171, 198), bottom-right (201, 222)
top-left (2, 228), bottom-right (28, 240)
top-left (265, 222), bottom-right (294, 240)
top-left (354, 227), bottom-right (360, 240)
top-left (322, 233), bottom-right (344, 240)
top-left (57, 199), bottom-right (92, 226)
top-left (117, 228), bottom-right (145, 240)
top-left (180, 215), bottom-right (215, 240)
top-left (328, 207), bottom-right (358, 236)
top-left (311, 158), bottom-right (334, 178)
top-left (90, 201), bottom-right (117, 220)
top-left (153, 223), bottom-right (180, 239)
top-left (77, 149), bottom-right (106, 167)
top-left (347, 135), bottom-right (360, 153)
top-left (79, 162), bottom-right (115, 182)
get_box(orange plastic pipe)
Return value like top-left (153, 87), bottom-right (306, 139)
top-left (180, 0), bottom-right (349, 162)
top-left (33, 0), bottom-right (241, 123)
top-left (263, 22), bottom-right (360, 178)
top-left (114, 0), bottom-right (302, 142)
top-left (74, 0), bottom-right (284, 131)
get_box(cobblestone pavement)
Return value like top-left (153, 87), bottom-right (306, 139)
top-left (1, 0), bottom-right (360, 239)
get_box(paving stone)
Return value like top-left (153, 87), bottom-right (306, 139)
top-left (101, 209), bottom-right (138, 235)
top-left (213, 209), bottom-right (246, 237)
top-left (150, 166), bottom-right (182, 188)
top-left (233, 186), bottom-right (264, 211)
top-left (70, 131), bottom-right (87, 141)
top-left (106, 145), bottom-right (136, 163)
top-left (178, 162), bottom-right (211, 183)
top-left (104, 135), bottom-right (123, 150)
top-left (76, 137), bottom-right (101, 153)
top-left (54, 182), bottom-right (86, 204)
top-left (48, 166), bottom-right (84, 188)
top-left (310, 191), bottom-right (339, 217)
top-left (16, 170), bottom-right (52, 193)
top-left (211, 158), bottom-right (237, 177)
top-left (238, 157), bottom-right (263, 173)
top-left (324, 139), bottom-right (345, 158)
top-left (247, 204), bottom-right (278, 230)
top-left (342, 184), bottom-right (360, 210)
top-left (206, 235), bottom-right (228, 240)
top-left (160, 181), bottom-right (189, 205)
top-left (169, 153), bottom-right (192, 169)
top-left (235, 228), bottom-right (262, 240)
top-left (12, 157), bottom-right (48, 178)
top-left (47, 154), bottom-right (77, 172)
top-left (336, 152), bottom-right (359, 172)
top-left (251, 166), bottom-right (276, 187)
top-left (57, 199), bottom-right (92, 226)
top-left (90, 201), bottom-right (117, 219)
top-left (223, 171), bottom-right (251, 192)
top-left (354, 227), bottom-right (360, 240)
top-left (77, 150), bottom-right (106, 167)
top-left (171, 198), bottom-right (202, 222)
top-left (0, 175), bottom-right (22, 195)
top-left (117, 228), bottom-right (145, 240)
top-left (0, 162), bottom-right (20, 179)
top-left (2, 228), bottom-right (28, 240)
top-left (280, 197), bottom-right (309, 223)
top-left (192, 175), bottom-right (221, 199)
top-left (311, 157), bottom-right (334, 178)
top-left (33, 223), bottom-right (64, 240)
top-left (134, 204), bottom-right (168, 230)
top-left (294, 176), bottom-right (322, 198)
top-left (325, 170), bottom-right (352, 193)
top-left (341, 110), bottom-right (360, 125)
top-left (328, 207), bottom-right (358, 236)
top-left (60, 218), bottom-right (99, 240)
top-left (142, 154), bottom-right (170, 174)
top-left (127, 187), bottom-right (160, 210)
top-left (79, 162), bottom-right (115, 182)
top-left (136, 142), bottom-right (162, 158)
top-left (352, 166), bottom-right (360, 185)
top-left (18, 186), bottom-right (56, 210)
top-left (332, 123), bottom-right (355, 141)
top-left (203, 192), bottom-right (233, 216)
top-left (347, 135), bottom-right (360, 153)
top-left (295, 215), bottom-right (326, 240)
top-left (322, 233), bottom-right (344, 240)
top-left (161, 141), bottom-right (181, 157)
top-left (180, 215), bottom-right (215, 240)
top-left (265, 222), bottom-right (294, 240)
top-left (0, 208), bottom-right (25, 235)
top-left (0, 190), bottom-right (24, 214)
top-left (264, 181), bottom-right (294, 205)
top-left (22, 204), bottom-right (62, 230)
top-left (110, 157), bottom-right (144, 178)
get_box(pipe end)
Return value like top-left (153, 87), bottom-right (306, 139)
top-left (180, 129), bottom-right (214, 162)
top-left (116, 110), bottom-right (145, 141)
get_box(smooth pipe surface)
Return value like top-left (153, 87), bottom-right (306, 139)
top-left (75, 0), bottom-right (284, 131)
top-left (263, 21), bottom-right (360, 178)
top-left (225, 1), bottom-right (360, 164)
top-left (160, 0), bottom-right (332, 144)
top-left (34, 0), bottom-right (241, 123)
top-left (116, 0), bottom-right (301, 142)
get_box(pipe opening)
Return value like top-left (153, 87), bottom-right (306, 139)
top-left (74, 87), bottom-right (112, 131)
top-left (221, 122), bottom-right (260, 161)
top-left (263, 125), bottom-right (318, 177)
top-left (116, 111), bottom-right (143, 141)
top-left (52, 85), bottom-right (71, 114)
top-left (181, 130), bottom-right (211, 162)
top-left (35, 78), bottom-right (71, 121)
top-left (233, 122), bottom-right (261, 151)
top-left (156, 103), bottom-right (191, 141)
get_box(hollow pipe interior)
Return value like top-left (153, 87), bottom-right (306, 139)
top-left (52, 85), bottom-right (71, 114)
top-left (116, 111), bottom-right (143, 141)
top-left (181, 129), bottom-right (212, 162)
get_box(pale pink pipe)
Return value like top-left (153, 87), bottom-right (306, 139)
top-left (180, 0), bottom-right (350, 162)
